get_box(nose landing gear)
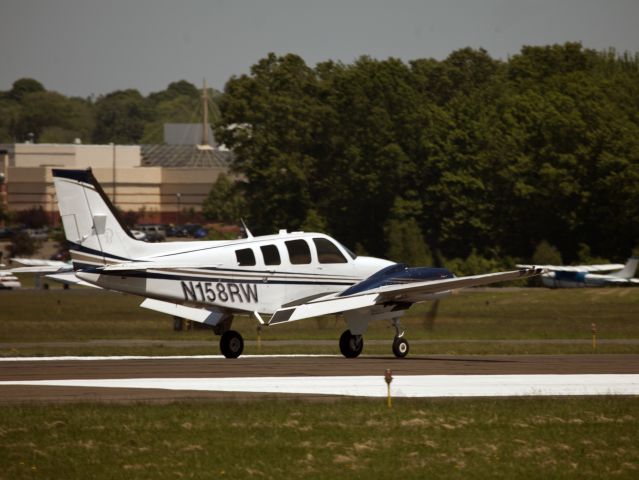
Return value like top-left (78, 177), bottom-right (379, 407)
top-left (391, 318), bottom-right (409, 358)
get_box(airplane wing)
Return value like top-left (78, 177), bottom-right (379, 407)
top-left (598, 277), bottom-right (639, 285)
top-left (269, 267), bottom-right (543, 325)
top-left (516, 263), bottom-right (625, 273)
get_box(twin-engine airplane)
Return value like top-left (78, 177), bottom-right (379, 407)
top-left (51, 168), bottom-right (542, 358)
top-left (517, 257), bottom-right (639, 288)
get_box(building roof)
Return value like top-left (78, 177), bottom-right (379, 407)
top-left (164, 123), bottom-right (217, 147)
top-left (141, 144), bottom-right (233, 168)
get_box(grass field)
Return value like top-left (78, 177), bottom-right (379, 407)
top-left (1, 286), bottom-right (638, 356)
top-left (1, 397), bottom-right (638, 479)
top-left (1, 287), bottom-right (639, 478)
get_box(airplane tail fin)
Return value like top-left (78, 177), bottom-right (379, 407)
top-left (52, 168), bottom-right (147, 269)
top-left (610, 257), bottom-right (639, 279)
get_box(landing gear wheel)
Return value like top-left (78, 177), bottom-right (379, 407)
top-left (339, 330), bottom-right (363, 358)
top-left (220, 330), bottom-right (244, 358)
top-left (392, 337), bottom-right (409, 358)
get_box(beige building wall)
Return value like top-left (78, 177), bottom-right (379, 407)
top-left (1, 143), bottom-right (227, 224)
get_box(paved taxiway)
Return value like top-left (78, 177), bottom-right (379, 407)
top-left (1, 354), bottom-right (639, 403)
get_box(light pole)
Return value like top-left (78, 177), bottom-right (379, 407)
top-left (49, 192), bottom-right (56, 226)
top-left (176, 192), bottom-right (181, 225)
top-left (0, 149), bottom-right (7, 227)
top-left (110, 143), bottom-right (116, 205)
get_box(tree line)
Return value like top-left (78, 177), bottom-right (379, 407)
top-left (2, 43), bottom-right (639, 270)
top-left (0, 78), bottom-right (220, 145)
top-left (213, 43), bottom-right (639, 269)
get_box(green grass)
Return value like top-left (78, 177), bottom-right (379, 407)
top-left (1, 397), bottom-right (638, 479)
top-left (1, 287), bottom-right (639, 356)
top-left (2, 288), bottom-right (638, 478)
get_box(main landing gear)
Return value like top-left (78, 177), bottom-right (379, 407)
top-left (220, 330), bottom-right (244, 358)
top-left (338, 318), bottom-right (410, 359)
top-left (214, 314), bottom-right (244, 359)
top-left (339, 330), bottom-right (364, 358)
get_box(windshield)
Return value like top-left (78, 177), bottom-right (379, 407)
top-left (339, 242), bottom-right (357, 260)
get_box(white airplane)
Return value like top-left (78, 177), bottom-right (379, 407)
top-left (51, 168), bottom-right (542, 358)
top-left (0, 269), bottom-right (22, 289)
top-left (517, 258), bottom-right (639, 288)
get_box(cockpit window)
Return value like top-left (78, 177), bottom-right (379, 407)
top-left (313, 237), bottom-right (348, 263)
top-left (260, 244), bottom-right (281, 266)
top-left (285, 239), bottom-right (311, 264)
top-left (235, 248), bottom-right (256, 266)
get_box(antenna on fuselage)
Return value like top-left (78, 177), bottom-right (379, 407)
top-left (240, 218), bottom-right (254, 238)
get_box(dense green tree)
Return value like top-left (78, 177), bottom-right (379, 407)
top-left (217, 53), bottom-right (329, 234)
top-left (202, 173), bottom-right (246, 223)
top-left (15, 91), bottom-right (94, 143)
top-left (93, 89), bottom-right (150, 143)
top-left (215, 44), bottom-right (639, 262)
top-left (384, 195), bottom-right (432, 266)
top-left (3, 42), bottom-right (639, 265)
top-left (8, 78), bottom-right (45, 102)
top-left (0, 97), bottom-right (20, 142)
top-left (147, 80), bottom-right (200, 104)
top-left (531, 240), bottom-right (563, 265)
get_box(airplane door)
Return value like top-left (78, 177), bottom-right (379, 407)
top-left (311, 237), bottom-right (355, 292)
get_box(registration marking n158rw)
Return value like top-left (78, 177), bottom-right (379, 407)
top-left (181, 281), bottom-right (258, 304)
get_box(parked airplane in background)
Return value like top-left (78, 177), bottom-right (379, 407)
top-left (0, 268), bottom-right (21, 289)
top-left (517, 257), bottom-right (639, 288)
top-left (50, 168), bottom-right (542, 358)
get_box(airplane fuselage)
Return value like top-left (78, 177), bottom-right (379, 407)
top-left (541, 271), bottom-right (633, 288)
top-left (76, 232), bottom-right (394, 315)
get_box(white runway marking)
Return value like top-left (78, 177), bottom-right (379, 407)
top-left (0, 355), bottom-right (338, 362)
top-left (2, 375), bottom-right (639, 397)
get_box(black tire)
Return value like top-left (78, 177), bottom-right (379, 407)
top-left (220, 330), bottom-right (244, 358)
top-left (339, 330), bottom-right (363, 358)
top-left (392, 336), bottom-right (409, 358)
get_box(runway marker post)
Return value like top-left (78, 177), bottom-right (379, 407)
top-left (591, 323), bottom-right (597, 350)
top-left (384, 369), bottom-right (393, 409)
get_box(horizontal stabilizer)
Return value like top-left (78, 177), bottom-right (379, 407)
top-left (45, 272), bottom-right (101, 288)
top-left (10, 258), bottom-right (72, 273)
top-left (11, 265), bottom-right (72, 274)
top-left (140, 298), bottom-right (226, 326)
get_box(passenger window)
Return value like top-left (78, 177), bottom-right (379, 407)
top-left (285, 239), bottom-right (311, 264)
top-left (260, 244), bottom-right (281, 266)
top-left (235, 248), bottom-right (256, 266)
top-left (313, 238), bottom-right (348, 263)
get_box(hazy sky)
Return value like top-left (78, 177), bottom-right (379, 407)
top-left (2, 0), bottom-right (638, 98)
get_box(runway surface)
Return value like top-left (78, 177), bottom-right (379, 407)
top-left (1, 354), bottom-right (638, 403)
